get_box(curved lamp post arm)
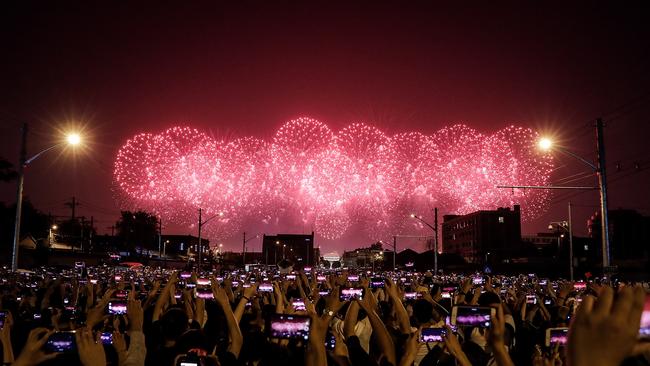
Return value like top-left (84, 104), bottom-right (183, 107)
top-left (24, 143), bottom-right (65, 166)
top-left (553, 146), bottom-right (597, 171)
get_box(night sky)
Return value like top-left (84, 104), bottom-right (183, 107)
top-left (2, 2), bottom-right (650, 253)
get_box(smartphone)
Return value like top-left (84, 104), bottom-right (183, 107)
top-left (108, 301), bottom-right (128, 315)
top-left (268, 314), bottom-right (311, 340)
top-left (574, 282), bottom-right (587, 290)
top-left (180, 272), bottom-right (192, 279)
top-left (441, 291), bottom-right (452, 299)
top-left (0, 311), bottom-right (6, 328)
top-left (317, 275), bottom-right (326, 282)
top-left (286, 275), bottom-right (296, 280)
top-left (404, 292), bottom-right (421, 300)
top-left (45, 331), bottom-right (77, 353)
top-left (292, 300), bottom-right (306, 311)
top-left (115, 290), bottom-right (129, 299)
top-left (258, 283), bottom-right (273, 292)
top-left (318, 289), bottom-right (331, 296)
top-left (526, 295), bottom-right (537, 304)
top-left (33, 313), bottom-right (42, 320)
top-left (90, 279), bottom-right (98, 284)
top-left (176, 352), bottom-right (203, 366)
top-left (472, 276), bottom-right (484, 285)
top-left (348, 275), bottom-right (359, 282)
top-left (196, 278), bottom-right (210, 286)
top-left (325, 332), bottom-right (336, 350)
top-left (451, 305), bottom-right (496, 328)
top-left (100, 332), bottom-right (113, 345)
top-left (545, 327), bottom-right (569, 347)
top-left (195, 288), bottom-right (214, 299)
top-left (639, 293), bottom-right (650, 340)
top-left (114, 275), bottom-right (122, 281)
top-left (445, 316), bottom-right (458, 333)
top-left (339, 287), bottom-right (364, 301)
top-left (420, 327), bottom-right (446, 342)
top-left (369, 277), bottom-right (385, 288)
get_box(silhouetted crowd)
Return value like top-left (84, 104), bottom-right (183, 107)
top-left (0, 265), bottom-right (649, 366)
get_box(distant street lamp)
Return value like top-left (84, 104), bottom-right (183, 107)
top-left (12, 125), bottom-right (82, 271)
top-left (549, 220), bottom-right (574, 281)
top-left (410, 212), bottom-right (439, 273)
top-left (196, 209), bottom-right (223, 269)
top-left (49, 225), bottom-right (58, 247)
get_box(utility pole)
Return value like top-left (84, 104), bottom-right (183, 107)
top-left (90, 216), bottom-right (94, 252)
top-left (568, 202), bottom-right (574, 281)
top-left (392, 235), bottom-right (397, 271)
top-left (158, 218), bottom-right (163, 258)
top-left (596, 118), bottom-right (611, 269)
top-left (65, 196), bottom-right (80, 220)
top-left (11, 123), bottom-right (28, 271)
top-left (80, 216), bottom-right (85, 252)
top-left (197, 208), bottom-right (203, 270)
top-left (434, 207), bottom-right (439, 274)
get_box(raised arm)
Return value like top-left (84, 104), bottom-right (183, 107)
top-left (358, 287), bottom-right (396, 366)
top-left (213, 279), bottom-right (243, 358)
top-left (385, 278), bottom-right (411, 334)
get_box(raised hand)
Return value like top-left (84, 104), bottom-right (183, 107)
top-left (567, 286), bottom-right (646, 366)
top-left (13, 328), bottom-right (60, 366)
top-left (76, 328), bottom-right (106, 366)
top-left (127, 298), bottom-right (144, 331)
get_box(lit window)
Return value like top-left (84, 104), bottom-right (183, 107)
top-left (498, 216), bottom-right (504, 223)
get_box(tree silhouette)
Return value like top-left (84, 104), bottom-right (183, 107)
top-left (0, 158), bottom-right (17, 182)
top-left (115, 211), bottom-right (159, 256)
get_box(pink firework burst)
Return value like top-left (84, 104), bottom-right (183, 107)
top-left (113, 117), bottom-right (554, 242)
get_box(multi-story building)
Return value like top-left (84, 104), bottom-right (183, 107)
top-left (442, 205), bottom-right (521, 264)
top-left (160, 234), bottom-right (210, 257)
top-left (262, 232), bottom-right (315, 266)
top-left (588, 209), bottom-right (650, 261)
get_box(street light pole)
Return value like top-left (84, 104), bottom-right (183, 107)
top-left (410, 210), bottom-right (439, 274)
top-left (12, 125), bottom-right (81, 271)
top-left (535, 120), bottom-right (611, 271)
top-left (596, 119), bottom-right (611, 268)
top-left (198, 208), bottom-right (203, 269)
top-left (568, 202), bottom-right (574, 281)
top-left (11, 124), bottom-right (27, 271)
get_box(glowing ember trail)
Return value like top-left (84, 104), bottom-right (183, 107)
top-left (113, 117), bottom-right (553, 241)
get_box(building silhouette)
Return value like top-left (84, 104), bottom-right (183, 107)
top-left (262, 232), bottom-right (315, 266)
top-left (442, 205), bottom-right (521, 265)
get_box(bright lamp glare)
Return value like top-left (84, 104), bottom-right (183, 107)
top-left (66, 133), bottom-right (81, 145)
top-left (538, 137), bottom-right (552, 151)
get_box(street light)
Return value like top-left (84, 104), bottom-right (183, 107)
top-left (538, 128), bottom-right (611, 272)
top-left (549, 221), bottom-right (574, 281)
top-left (49, 225), bottom-right (58, 247)
top-left (196, 209), bottom-right (223, 269)
top-left (12, 126), bottom-right (82, 271)
top-left (410, 212), bottom-right (439, 273)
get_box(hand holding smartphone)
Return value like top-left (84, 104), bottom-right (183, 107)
top-left (420, 328), bottom-right (446, 342)
top-left (268, 314), bottom-right (311, 340)
top-left (451, 305), bottom-right (495, 328)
